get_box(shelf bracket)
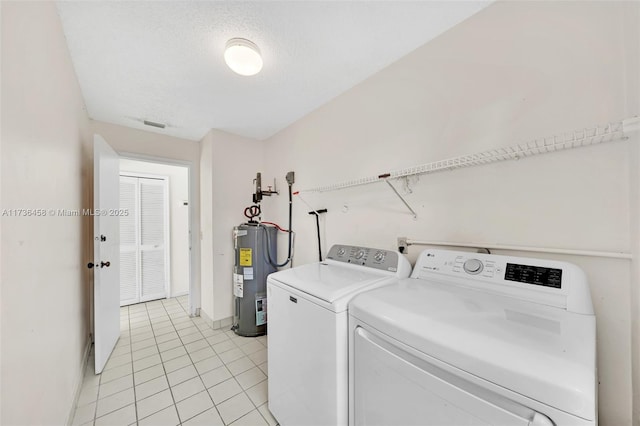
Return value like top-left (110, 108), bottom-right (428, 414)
top-left (384, 179), bottom-right (417, 219)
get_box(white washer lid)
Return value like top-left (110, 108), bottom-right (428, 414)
top-left (268, 262), bottom-right (389, 305)
top-left (349, 278), bottom-right (597, 421)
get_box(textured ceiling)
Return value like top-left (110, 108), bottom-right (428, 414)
top-left (56, 1), bottom-right (491, 141)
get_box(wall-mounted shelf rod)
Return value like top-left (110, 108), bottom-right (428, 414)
top-left (302, 116), bottom-right (639, 193)
top-left (397, 237), bottom-right (632, 260)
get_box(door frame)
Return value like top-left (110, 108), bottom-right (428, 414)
top-left (118, 152), bottom-right (199, 317)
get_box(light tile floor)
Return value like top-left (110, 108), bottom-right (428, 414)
top-left (71, 296), bottom-right (277, 426)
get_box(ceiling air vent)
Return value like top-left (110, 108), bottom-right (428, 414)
top-left (143, 120), bottom-right (166, 129)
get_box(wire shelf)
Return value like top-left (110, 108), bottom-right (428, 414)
top-left (302, 117), bottom-right (637, 193)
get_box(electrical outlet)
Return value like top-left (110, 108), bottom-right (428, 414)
top-left (397, 237), bottom-right (408, 254)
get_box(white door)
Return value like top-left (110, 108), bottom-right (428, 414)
top-left (119, 174), bottom-right (169, 305)
top-left (93, 135), bottom-right (120, 374)
top-left (139, 177), bottom-right (169, 301)
top-left (119, 176), bottom-right (139, 306)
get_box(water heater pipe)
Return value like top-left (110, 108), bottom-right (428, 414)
top-left (264, 174), bottom-right (295, 268)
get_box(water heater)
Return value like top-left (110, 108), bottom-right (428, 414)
top-left (232, 223), bottom-right (277, 336)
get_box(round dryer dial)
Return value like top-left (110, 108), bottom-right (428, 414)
top-left (354, 250), bottom-right (366, 260)
top-left (374, 251), bottom-right (386, 262)
top-left (463, 259), bottom-right (484, 275)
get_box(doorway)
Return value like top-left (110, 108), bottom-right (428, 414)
top-left (119, 159), bottom-right (191, 306)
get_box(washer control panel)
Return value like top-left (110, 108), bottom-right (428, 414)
top-left (463, 259), bottom-right (483, 275)
top-left (326, 245), bottom-right (401, 272)
top-left (451, 255), bottom-right (498, 278)
top-left (410, 249), bottom-right (593, 314)
top-left (414, 250), bottom-right (563, 289)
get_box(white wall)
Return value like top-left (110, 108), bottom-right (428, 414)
top-left (119, 159), bottom-right (190, 297)
top-left (200, 129), bottom-right (263, 322)
top-left (200, 136), bottom-right (214, 321)
top-left (630, 137), bottom-right (640, 426)
top-left (91, 120), bottom-right (201, 313)
top-left (262, 2), bottom-right (639, 425)
top-left (624, 2), bottom-right (640, 424)
top-left (1, 2), bottom-right (92, 424)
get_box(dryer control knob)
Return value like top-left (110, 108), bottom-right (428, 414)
top-left (374, 251), bottom-right (386, 262)
top-left (463, 259), bottom-right (483, 275)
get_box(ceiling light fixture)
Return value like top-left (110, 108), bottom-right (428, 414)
top-left (224, 38), bottom-right (263, 76)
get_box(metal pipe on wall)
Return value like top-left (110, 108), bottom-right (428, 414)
top-left (398, 238), bottom-right (632, 260)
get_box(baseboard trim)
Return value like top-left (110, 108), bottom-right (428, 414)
top-left (199, 310), bottom-right (233, 331)
top-left (66, 337), bottom-right (92, 426)
top-left (215, 316), bottom-right (233, 330)
top-left (199, 309), bottom-right (214, 328)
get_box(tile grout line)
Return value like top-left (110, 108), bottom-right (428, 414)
top-left (128, 303), bottom-right (147, 426)
top-left (126, 306), bottom-right (137, 425)
top-left (90, 319), bottom-right (104, 426)
top-left (89, 301), bottom-right (117, 426)
top-left (213, 323), bottom-right (271, 425)
top-left (108, 304), bottom-right (155, 424)
top-left (127, 307), bottom-right (137, 425)
top-left (210, 329), bottom-right (270, 425)
top-left (171, 297), bottom-right (263, 425)
top-left (76, 297), bottom-right (272, 426)
top-left (158, 298), bottom-right (185, 425)
top-left (130, 301), bottom-right (173, 423)
top-left (92, 305), bottom-right (130, 425)
top-left (167, 297), bottom-right (220, 425)
top-left (177, 306), bottom-right (229, 424)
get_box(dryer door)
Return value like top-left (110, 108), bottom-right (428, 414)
top-left (353, 327), bottom-right (554, 426)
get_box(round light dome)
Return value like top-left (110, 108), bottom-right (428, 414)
top-left (224, 38), bottom-right (263, 76)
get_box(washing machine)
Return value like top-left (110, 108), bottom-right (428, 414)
top-left (349, 249), bottom-right (597, 426)
top-left (267, 244), bottom-right (412, 426)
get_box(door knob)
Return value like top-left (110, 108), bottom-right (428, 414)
top-left (88, 261), bottom-right (111, 269)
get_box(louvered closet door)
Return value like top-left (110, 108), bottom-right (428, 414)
top-left (119, 177), bottom-right (139, 306)
top-left (139, 179), bottom-right (168, 302)
top-left (119, 175), bottom-right (169, 306)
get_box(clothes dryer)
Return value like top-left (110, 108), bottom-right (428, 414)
top-left (349, 249), bottom-right (597, 426)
